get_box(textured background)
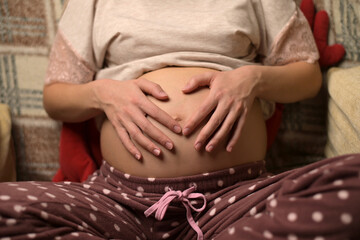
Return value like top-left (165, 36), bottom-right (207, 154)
top-left (0, 0), bottom-right (64, 180)
top-left (0, 0), bottom-right (359, 180)
top-left (267, 0), bottom-right (360, 172)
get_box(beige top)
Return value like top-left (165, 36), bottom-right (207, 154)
top-left (45, 0), bottom-right (319, 119)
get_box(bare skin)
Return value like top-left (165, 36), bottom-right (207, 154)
top-left (43, 61), bottom-right (322, 163)
top-left (100, 67), bottom-right (267, 177)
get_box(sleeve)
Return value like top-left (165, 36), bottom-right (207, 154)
top-left (255, 0), bottom-right (319, 66)
top-left (45, 0), bottom-right (99, 85)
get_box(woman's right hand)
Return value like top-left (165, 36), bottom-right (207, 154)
top-left (93, 78), bottom-right (182, 160)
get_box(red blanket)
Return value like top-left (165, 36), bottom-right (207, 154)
top-left (52, 104), bottom-right (283, 182)
top-left (52, 119), bottom-right (103, 182)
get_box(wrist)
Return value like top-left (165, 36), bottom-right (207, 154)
top-left (235, 65), bottom-right (264, 98)
top-left (251, 65), bottom-right (265, 99)
top-left (90, 79), bottom-right (107, 112)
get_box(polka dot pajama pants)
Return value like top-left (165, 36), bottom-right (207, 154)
top-left (0, 154), bottom-right (359, 240)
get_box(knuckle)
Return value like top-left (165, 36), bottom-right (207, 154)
top-left (214, 90), bottom-right (229, 100)
top-left (150, 107), bottom-right (160, 115)
top-left (214, 117), bottom-right (222, 127)
top-left (235, 104), bottom-right (242, 113)
top-left (121, 104), bottom-right (132, 114)
top-left (130, 95), bottom-right (141, 105)
top-left (141, 121), bottom-right (152, 132)
top-left (199, 130), bottom-right (210, 140)
top-left (130, 130), bottom-right (142, 140)
top-left (214, 91), bottom-right (224, 99)
top-left (116, 109), bottom-right (126, 118)
top-left (117, 126), bottom-right (127, 135)
top-left (199, 106), bottom-right (208, 115)
top-left (210, 138), bottom-right (219, 146)
top-left (188, 78), bottom-right (197, 85)
top-left (146, 142), bottom-right (155, 151)
top-left (153, 82), bottom-right (162, 90)
top-left (224, 120), bottom-right (234, 131)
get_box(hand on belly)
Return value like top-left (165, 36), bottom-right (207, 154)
top-left (100, 67), bottom-right (267, 177)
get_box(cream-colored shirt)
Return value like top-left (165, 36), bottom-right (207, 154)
top-left (45, 0), bottom-right (319, 119)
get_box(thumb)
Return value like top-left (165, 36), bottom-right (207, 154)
top-left (136, 78), bottom-right (169, 100)
top-left (182, 72), bottom-right (214, 93)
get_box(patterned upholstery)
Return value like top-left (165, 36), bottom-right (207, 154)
top-left (0, 0), bottom-right (64, 180)
top-left (330, 0), bottom-right (360, 63)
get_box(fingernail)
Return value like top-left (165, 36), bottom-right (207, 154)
top-left (227, 146), bottom-right (233, 152)
top-left (159, 91), bottom-right (168, 97)
top-left (173, 125), bottom-right (181, 133)
top-left (183, 128), bottom-right (190, 136)
top-left (206, 145), bottom-right (214, 152)
top-left (195, 142), bottom-right (202, 151)
top-left (182, 84), bottom-right (190, 91)
top-left (135, 154), bottom-right (141, 160)
top-left (153, 149), bottom-right (161, 156)
top-left (165, 142), bottom-right (173, 150)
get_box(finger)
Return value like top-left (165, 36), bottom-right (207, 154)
top-left (193, 101), bottom-right (231, 150)
top-left (115, 124), bottom-right (142, 160)
top-left (136, 78), bottom-right (169, 100)
top-left (123, 120), bottom-right (163, 157)
top-left (139, 97), bottom-right (182, 134)
top-left (204, 106), bottom-right (240, 152)
top-left (182, 72), bottom-right (215, 93)
top-left (226, 108), bottom-right (249, 152)
top-left (183, 95), bottom-right (218, 136)
top-left (132, 109), bottom-right (175, 151)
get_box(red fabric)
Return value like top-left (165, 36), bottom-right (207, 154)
top-left (300, 0), bottom-right (315, 29)
top-left (266, 103), bottom-right (284, 150)
top-left (52, 119), bottom-right (102, 182)
top-left (300, 0), bottom-right (346, 68)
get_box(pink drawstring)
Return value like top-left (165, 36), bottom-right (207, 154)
top-left (144, 186), bottom-right (207, 240)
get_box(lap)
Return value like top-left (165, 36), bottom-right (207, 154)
top-left (0, 180), bottom-right (143, 239)
top-left (202, 154), bottom-right (360, 240)
top-left (1, 154), bottom-right (359, 240)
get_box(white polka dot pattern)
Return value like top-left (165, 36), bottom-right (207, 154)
top-left (263, 230), bottom-right (273, 239)
top-left (209, 208), bottom-right (216, 216)
top-left (228, 196), bottom-right (236, 204)
top-left (0, 155), bottom-right (359, 239)
top-left (162, 233), bottom-right (170, 239)
top-left (228, 226), bottom-right (235, 235)
top-left (337, 190), bottom-right (349, 200)
top-left (312, 211), bottom-right (323, 222)
top-left (288, 234), bottom-right (298, 240)
top-left (340, 213), bottom-right (352, 224)
top-left (214, 197), bottom-right (222, 205)
top-left (249, 207), bottom-right (257, 216)
top-left (27, 233), bottom-right (36, 239)
top-left (287, 212), bottom-right (297, 222)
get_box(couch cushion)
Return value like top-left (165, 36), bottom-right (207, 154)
top-left (325, 66), bottom-right (360, 157)
top-left (0, 104), bottom-right (16, 182)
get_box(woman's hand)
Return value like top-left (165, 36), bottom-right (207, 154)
top-left (94, 78), bottom-right (182, 160)
top-left (182, 67), bottom-right (258, 152)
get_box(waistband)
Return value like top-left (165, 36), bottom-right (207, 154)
top-left (98, 160), bottom-right (266, 194)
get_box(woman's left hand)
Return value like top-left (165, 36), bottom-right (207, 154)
top-left (182, 66), bottom-right (258, 152)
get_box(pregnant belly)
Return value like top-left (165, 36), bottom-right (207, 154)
top-left (100, 67), bottom-right (267, 178)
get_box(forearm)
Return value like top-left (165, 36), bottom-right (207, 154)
top-left (43, 81), bottom-right (102, 122)
top-left (250, 61), bottom-right (322, 103)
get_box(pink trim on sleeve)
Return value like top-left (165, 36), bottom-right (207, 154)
top-left (264, 9), bottom-right (319, 66)
top-left (45, 30), bottom-right (95, 85)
